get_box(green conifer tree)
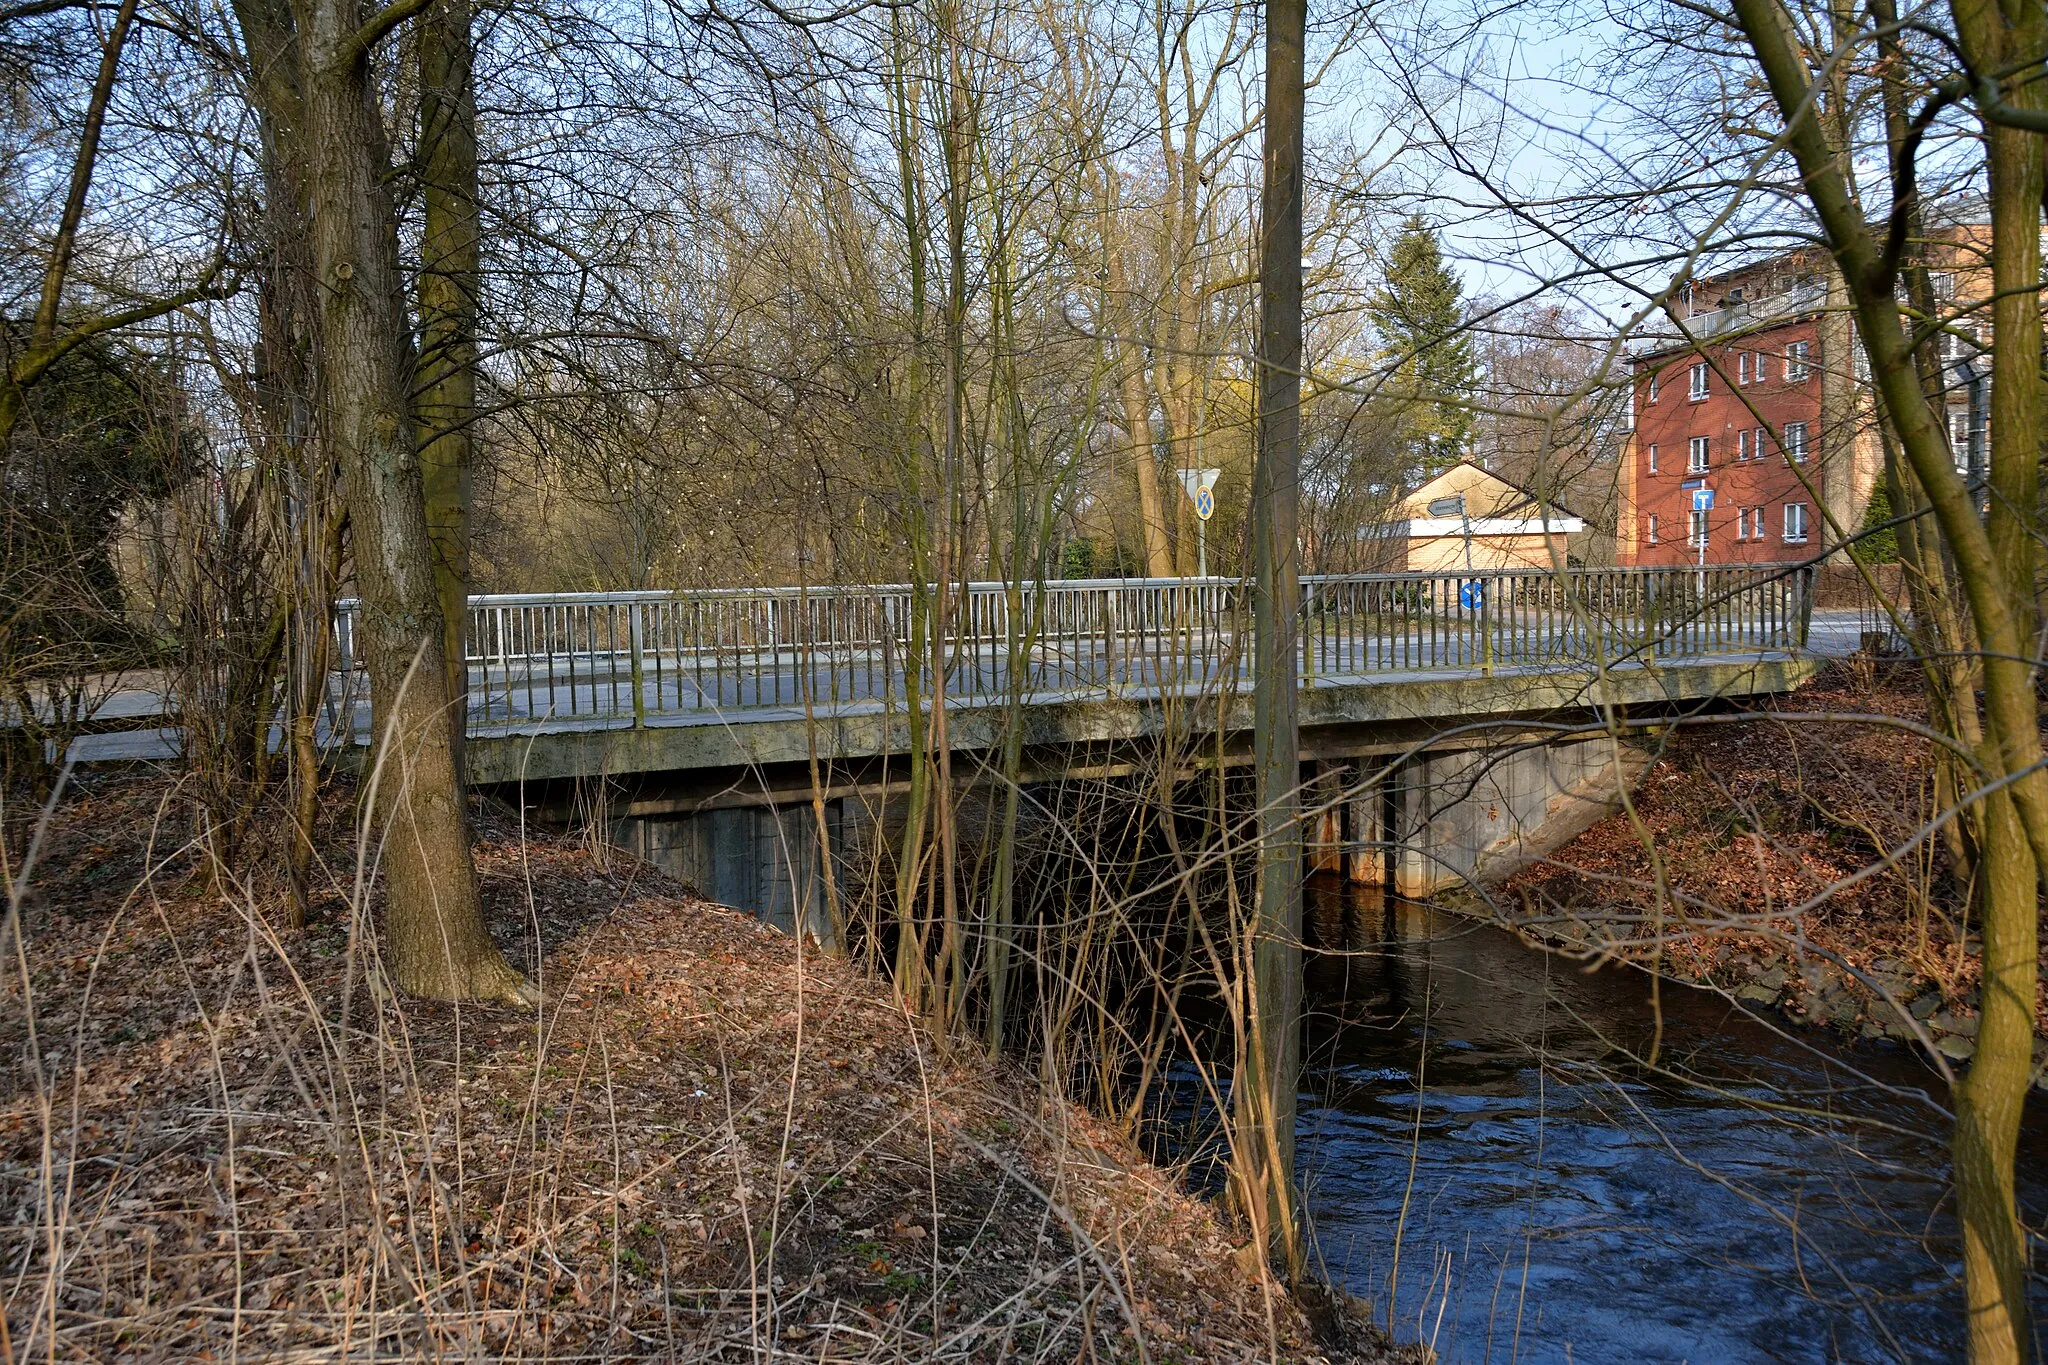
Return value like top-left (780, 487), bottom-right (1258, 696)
top-left (1367, 215), bottom-right (1477, 479)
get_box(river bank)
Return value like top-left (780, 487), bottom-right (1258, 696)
top-left (0, 773), bottom-right (1403, 1362)
top-left (1488, 660), bottom-right (2045, 1070)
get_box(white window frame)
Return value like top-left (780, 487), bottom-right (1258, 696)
top-left (1734, 507), bottom-right (1748, 539)
top-left (1784, 421), bottom-right (1808, 462)
top-left (1754, 426), bottom-right (1768, 459)
top-left (1783, 502), bottom-right (1809, 544)
top-left (1737, 429), bottom-right (1750, 461)
top-left (1646, 442), bottom-right (1659, 474)
top-left (1646, 514), bottom-right (1659, 544)
top-left (1950, 409), bottom-right (1970, 471)
top-left (1689, 507), bottom-right (1709, 547)
top-left (1689, 361), bottom-right (1710, 400)
top-left (1688, 435), bottom-right (1710, 472)
top-left (1785, 340), bottom-right (1810, 382)
top-left (1646, 373), bottom-right (1660, 404)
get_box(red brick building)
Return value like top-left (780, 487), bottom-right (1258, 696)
top-left (1618, 249), bottom-right (1882, 566)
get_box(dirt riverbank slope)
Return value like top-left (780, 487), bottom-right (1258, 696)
top-left (1, 774), bottom-right (1405, 1362)
top-left (1495, 661), bottom-right (2045, 1068)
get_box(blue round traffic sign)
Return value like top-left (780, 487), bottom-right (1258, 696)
top-left (1194, 485), bottom-right (1215, 521)
top-left (1459, 579), bottom-right (1486, 610)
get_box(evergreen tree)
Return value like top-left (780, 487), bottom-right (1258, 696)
top-left (1366, 215), bottom-right (1477, 479)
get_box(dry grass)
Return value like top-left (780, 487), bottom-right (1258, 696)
top-left (0, 773), bottom-right (1401, 1362)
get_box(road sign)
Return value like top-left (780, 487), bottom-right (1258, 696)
top-left (1176, 467), bottom-right (1221, 502)
top-left (1459, 579), bottom-right (1486, 610)
top-left (1177, 467), bottom-right (1221, 575)
top-left (1691, 487), bottom-right (1715, 512)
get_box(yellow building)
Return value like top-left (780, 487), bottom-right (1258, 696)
top-left (1376, 462), bottom-right (1584, 573)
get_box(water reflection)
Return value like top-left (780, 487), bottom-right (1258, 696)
top-left (1300, 879), bottom-right (2044, 1363)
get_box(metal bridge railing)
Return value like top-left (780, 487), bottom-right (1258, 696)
top-left (330, 564), bottom-right (1813, 738)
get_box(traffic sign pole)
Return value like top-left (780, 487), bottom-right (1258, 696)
top-left (1690, 485), bottom-right (1714, 590)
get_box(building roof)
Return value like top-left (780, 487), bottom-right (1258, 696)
top-left (1395, 460), bottom-right (1586, 525)
top-left (1629, 275), bottom-right (1827, 366)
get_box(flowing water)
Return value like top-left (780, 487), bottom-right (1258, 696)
top-left (1289, 880), bottom-right (2047, 1363)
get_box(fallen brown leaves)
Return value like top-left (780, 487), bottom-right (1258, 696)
top-left (1, 774), bottom-right (1395, 1362)
top-left (1501, 661), bottom-right (2046, 1042)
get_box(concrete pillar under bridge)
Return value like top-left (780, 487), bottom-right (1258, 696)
top-left (612, 801), bottom-right (844, 947)
top-left (1382, 737), bottom-right (1647, 898)
top-left (592, 734), bottom-right (1647, 936)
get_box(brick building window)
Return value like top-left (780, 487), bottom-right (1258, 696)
top-left (1737, 429), bottom-right (1750, 460)
top-left (1646, 514), bottom-right (1659, 544)
top-left (1689, 362), bottom-right (1710, 400)
top-left (1783, 502), bottom-right (1809, 543)
top-left (1785, 340), bottom-right (1810, 382)
top-left (1688, 435), bottom-right (1710, 472)
top-left (1647, 442), bottom-right (1659, 474)
top-left (1646, 373), bottom-right (1660, 403)
top-left (1784, 421), bottom-right (1808, 462)
top-left (1689, 507), bottom-right (1708, 546)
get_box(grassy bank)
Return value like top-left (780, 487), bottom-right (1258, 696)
top-left (0, 774), bottom-right (1404, 1362)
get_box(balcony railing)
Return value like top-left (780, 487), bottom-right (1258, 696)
top-left (330, 564), bottom-right (1813, 738)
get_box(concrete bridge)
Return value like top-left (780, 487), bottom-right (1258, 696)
top-left (325, 565), bottom-right (1826, 936)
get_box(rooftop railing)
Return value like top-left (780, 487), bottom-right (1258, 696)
top-left (330, 564), bottom-right (1813, 738)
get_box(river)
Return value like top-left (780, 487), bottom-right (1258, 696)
top-left (1291, 879), bottom-right (2047, 1363)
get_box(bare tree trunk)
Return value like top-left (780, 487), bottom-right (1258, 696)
top-left (1239, 0), bottom-right (1304, 1281)
top-left (885, 5), bottom-right (935, 1012)
top-left (417, 0), bottom-right (480, 784)
top-left (295, 0), bottom-right (526, 1002)
top-left (1945, 10), bottom-right (2046, 1357)
top-left (1118, 365), bottom-right (1174, 577)
top-left (932, 0), bottom-right (972, 1035)
top-left (1957, 780), bottom-right (2035, 1362)
top-left (1730, 0), bottom-right (2048, 1353)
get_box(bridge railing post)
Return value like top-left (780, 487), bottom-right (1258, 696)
top-left (1480, 573), bottom-right (1494, 677)
top-left (628, 599), bottom-right (647, 728)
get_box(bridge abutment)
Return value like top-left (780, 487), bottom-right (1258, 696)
top-left (617, 801), bottom-right (844, 948)
top-left (1384, 737), bottom-right (1646, 898)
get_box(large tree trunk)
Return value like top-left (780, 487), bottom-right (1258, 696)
top-left (1239, 0), bottom-right (1304, 1281)
top-left (1730, 1), bottom-right (2048, 1356)
top-left (295, 0), bottom-right (525, 1002)
top-left (416, 0), bottom-right (480, 780)
top-left (1117, 362), bottom-right (1175, 576)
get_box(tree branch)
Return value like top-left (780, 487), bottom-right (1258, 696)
top-left (31, 0), bottom-right (142, 353)
top-left (342, 0), bottom-right (436, 64)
